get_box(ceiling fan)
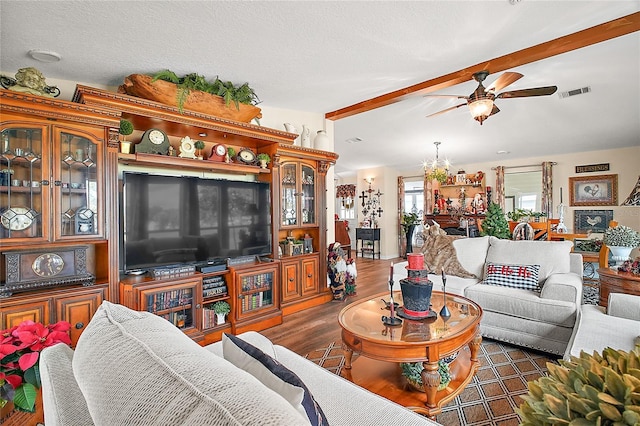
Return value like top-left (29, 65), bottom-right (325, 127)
top-left (425, 70), bottom-right (557, 125)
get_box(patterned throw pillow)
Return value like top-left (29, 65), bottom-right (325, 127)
top-left (483, 262), bottom-right (541, 291)
top-left (222, 333), bottom-right (329, 426)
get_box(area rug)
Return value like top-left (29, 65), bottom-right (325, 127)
top-left (305, 288), bottom-right (599, 425)
top-left (306, 339), bottom-right (556, 425)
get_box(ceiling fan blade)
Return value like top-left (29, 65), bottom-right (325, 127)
top-left (423, 94), bottom-right (467, 99)
top-left (487, 72), bottom-right (524, 92)
top-left (426, 103), bottom-right (467, 118)
top-left (496, 86), bottom-right (558, 99)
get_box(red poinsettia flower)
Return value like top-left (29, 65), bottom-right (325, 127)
top-left (1, 320), bottom-right (71, 412)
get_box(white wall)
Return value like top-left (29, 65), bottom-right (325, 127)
top-left (349, 166), bottom-right (399, 259)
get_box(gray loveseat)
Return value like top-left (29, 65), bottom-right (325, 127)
top-left (394, 236), bottom-right (582, 356)
top-left (40, 301), bottom-right (439, 426)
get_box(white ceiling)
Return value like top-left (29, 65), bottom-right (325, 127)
top-left (1, 1), bottom-right (639, 177)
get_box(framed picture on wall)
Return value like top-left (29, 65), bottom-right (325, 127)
top-left (574, 209), bottom-right (614, 233)
top-left (569, 174), bottom-right (618, 206)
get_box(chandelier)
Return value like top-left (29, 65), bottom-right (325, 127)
top-left (424, 142), bottom-right (451, 184)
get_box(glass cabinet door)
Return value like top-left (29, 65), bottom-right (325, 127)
top-left (0, 126), bottom-right (48, 241)
top-left (54, 129), bottom-right (102, 239)
top-left (281, 163), bottom-right (297, 226)
top-left (301, 164), bottom-right (315, 225)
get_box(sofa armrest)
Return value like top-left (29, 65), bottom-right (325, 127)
top-left (608, 293), bottom-right (640, 321)
top-left (540, 272), bottom-right (582, 304)
top-left (569, 252), bottom-right (583, 276)
top-left (40, 343), bottom-right (94, 426)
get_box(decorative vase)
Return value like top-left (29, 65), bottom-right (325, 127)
top-left (120, 141), bottom-right (132, 154)
top-left (216, 313), bottom-right (226, 325)
top-left (405, 224), bottom-right (416, 257)
top-left (608, 245), bottom-right (633, 262)
top-left (284, 123), bottom-right (301, 146)
top-left (301, 125), bottom-right (311, 148)
top-left (313, 130), bottom-right (331, 151)
top-left (259, 159), bottom-right (268, 169)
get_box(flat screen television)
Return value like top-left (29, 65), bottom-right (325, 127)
top-left (121, 172), bottom-right (272, 273)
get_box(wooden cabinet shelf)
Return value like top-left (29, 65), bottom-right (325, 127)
top-left (118, 152), bottom-right (270, 175)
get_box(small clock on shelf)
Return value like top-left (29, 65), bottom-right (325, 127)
top-left (236, 148), bottom-right (257, 165)
top-left (1, 206), bottom-right (35, 231)
top-left (209, 143), bottom-right (227, 162)
top-left (136, 128), bottom-right (170, 155)
top-left (178, 136), bottom-right (197, 159)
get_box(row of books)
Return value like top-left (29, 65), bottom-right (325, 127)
top-left (241, 273), bottom-right (273, 291)
top-left (146, 289), bottom-right (193, 312)
top-left (158, 311), bottom-right (190, 329)
top-left (241, 290), bottom-right (272, 313)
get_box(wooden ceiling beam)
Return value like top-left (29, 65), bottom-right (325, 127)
top-left (325, 12), bottom-right (640, 121)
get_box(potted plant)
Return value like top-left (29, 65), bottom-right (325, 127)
top-left (212, 301), bottom-right (231, 325)
top-left (401, 212), bottom-right (420, 257)
top-left (425, 168), bottom-right (449, 185)
top-left (119, 119), bottom-right (134, 154)
top-left (1, 320), bottom-right (71, 412)
top-left (256, 153), bottom-right (270, 169)
top-left (226, 146), bottom-right (236, 163)
top-left (517, 346), bottom-right (640, 425)
top-left (194, 140), bottom-right (205, 160)
top-left (603, 224), bottom-right (640, 262)
top-left (118, 71), bottom-right (262, 123)
top-left (401, 359), bottom-right (452, 392)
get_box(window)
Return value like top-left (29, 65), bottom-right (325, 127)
top-left (504, 170), bottom-right (542, 212)
top-left (404, 180), bottom-right (424, 216)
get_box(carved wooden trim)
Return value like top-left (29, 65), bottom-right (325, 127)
top-left (107, 127), bottom-right (120, 149)
top-left (1, 90), bottom-right (120, 127)
top-left (74, 86), bottom-right (297, 144)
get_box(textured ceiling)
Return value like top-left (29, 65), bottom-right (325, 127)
top-left (1, 1), bottom-right (638, 176)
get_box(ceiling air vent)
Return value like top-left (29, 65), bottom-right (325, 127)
top-left (559, 86), bottom-right (591, 99)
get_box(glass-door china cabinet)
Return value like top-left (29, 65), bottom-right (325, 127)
top-left (280, 160), bottom-right (316, 228)
top-left (0, 125), bottom-right (104, 243)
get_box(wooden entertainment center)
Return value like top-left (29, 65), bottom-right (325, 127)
top-left (1, 88), bottom-right (337, 353)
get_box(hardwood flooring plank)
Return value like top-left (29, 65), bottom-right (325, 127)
top-left (262, 256), bottom-right (404, 356)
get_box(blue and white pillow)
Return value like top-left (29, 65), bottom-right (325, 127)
top-left (483, 262), bottom-right (541, 291)
top-left (222, 333), bottom-right (329, 426)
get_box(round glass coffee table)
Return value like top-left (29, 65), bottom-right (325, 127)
top-left (338, 290), bottom-right (482, 418)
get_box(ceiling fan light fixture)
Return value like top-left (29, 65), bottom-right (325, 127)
top-left (469, 98), bottom-right (494, 124)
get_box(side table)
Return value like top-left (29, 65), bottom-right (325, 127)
top-left (597, 268), bottom-right (640, 307)
top-left (355, 228), bottom-right (381, 259)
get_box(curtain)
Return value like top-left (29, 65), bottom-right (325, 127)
top-left (495, 166), bottom-right (505, 211)
top-left (336, 184), bottom-right (356, 198)
top-left (541, 161), bottom-right (553, 217)
top-left (398, 176), bottom-right (405, 256)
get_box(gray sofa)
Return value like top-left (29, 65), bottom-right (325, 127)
top-left (565, 292), bottom-right (640, 359)
top-left (40, 301), bottom-right (439, 426)
top-left (394, 236), bottom-right (583, 356)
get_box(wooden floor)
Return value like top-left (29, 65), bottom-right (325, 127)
top-left (262, 255), bottom-right (404, 356)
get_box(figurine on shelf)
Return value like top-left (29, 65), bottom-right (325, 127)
top-left (471, 193), bottom-right (485, 214)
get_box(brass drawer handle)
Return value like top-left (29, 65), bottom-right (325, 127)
top-left (307, 274), bottom-right (313, 278)
top-left (75, 322), bottom-right (84, 329)
top-left (289, 277), bottom-right (294, 282)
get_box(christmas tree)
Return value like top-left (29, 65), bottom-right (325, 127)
top-left (480, 202), bottom-right (511, 239)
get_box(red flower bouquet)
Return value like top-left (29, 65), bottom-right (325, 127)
top-left (0, 320), bottom-right (71, 412)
